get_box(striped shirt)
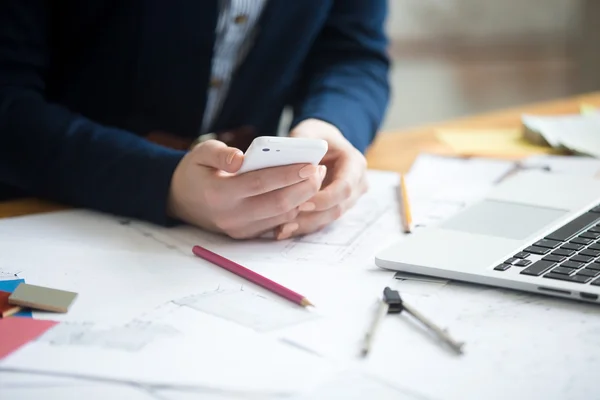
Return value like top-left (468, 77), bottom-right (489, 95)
top-left (201, 0), bottom-right (268, 133)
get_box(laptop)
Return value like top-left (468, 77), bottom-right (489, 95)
top-left (375, 169), bottom-right (600, 304)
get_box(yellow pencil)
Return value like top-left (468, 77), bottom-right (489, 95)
top-left (398, 174), bottom-right (412, 233)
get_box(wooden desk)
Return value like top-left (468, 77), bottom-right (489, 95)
top-left (1, 91), bottom-right (600, 219)
top-left (367, 91), bottom-right (600, 173)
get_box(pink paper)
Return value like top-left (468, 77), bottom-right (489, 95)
top-left (0, 317), bottom-right (58, 359)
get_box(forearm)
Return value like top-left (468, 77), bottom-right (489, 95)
top-left (291, 0), bottom-right (391, 153)
top-left (0, 88), bottom-right (185, 225)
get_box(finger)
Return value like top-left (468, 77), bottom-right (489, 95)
top-left (220, 207), bottom-right (301, 240)
top-left (239, 169), bottom-right (325, 220)
top-left (305, 178), bottom-right (353, 212)
top-left (275, 200), bottom-right (347, 240)
top-left (277, 178), bottom-right (367, 240)
top-left (226, 164), bottom-right (325, 198)
top-left (190, 139), bottom-right (243, 173)
top-left (303, 168), bottom-right (360, 212)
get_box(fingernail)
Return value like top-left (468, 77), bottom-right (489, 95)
top-left (299, 165), bottom-right (318, 179)
top-left (299, 202), bottom-right (316, 212)
top-left (278, 222), bottom-right (299, 239)
top-left (227, 150), bottom-right (242, 165)
top-left (283, 222), bottom-right (299, 234)
top-left (319, 165), bottom-right (327, 179)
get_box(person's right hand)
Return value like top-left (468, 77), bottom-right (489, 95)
top-left (167, 140), bottom-right (326, 239)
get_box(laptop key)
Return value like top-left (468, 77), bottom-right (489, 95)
top-left (523, 246), bottom-right (550, 255)
top-left (561, 243), bottom-right (584, 251)
top-left (571, 255), bottom-right (595, 264)
top-left (552, 249), bottom-right (575, 257)
top-left (521, 261), bottom-right (556, 276)
top-left (504, 257), bottom-right (518, 265)
top-left (561, 260), bottom-right (584, 269)
top-left (591, 205), bottom-right (600, 214)
top-left (577, 268), bottom-right (600, 278)
top-left (586, 262), bottom-right (600, 271)
top-left (513, 252), bottom-right (530, 259)
top-left (533, 239), bottom-right (562, 249)
top-left (570, 275), bottom-right (593, 284)
top-left (542, 254), bottom-right (566, 263)
top-left (514, 259), bottom-right (532, 267)
top-left (545, 212), bottom-right (600, 241)
top-left (588, 243), bottom-right (600, 251)
top-left (591, 277), bottom-right (600, 286)
top-left (551, 266), bottom-right (576, 275)
top-left (570, 237), bottom-right (593, 246)
top-left (580, 249), bottom-right (600, 258)
top-left (580, 231), bottom-right (600, 240)
top-left (544, 273), bottom-right (592, 284)
top-left (494, 264), bottom-right (510, 271)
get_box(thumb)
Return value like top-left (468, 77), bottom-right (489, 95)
top-left (190, 139), bottom-right (243, 173)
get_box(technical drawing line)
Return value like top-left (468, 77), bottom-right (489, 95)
top-left (0, 368), bottom-right (292, 398)
top-left (117, 219), bottom-right (188, 256)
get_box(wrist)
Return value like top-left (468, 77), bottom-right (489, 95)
top-left (166, 159), bottom-right (186, 222)
top-left (291, 118), bottom-right (343, 140)
top-left (291, 118), bottom-right (360, 156)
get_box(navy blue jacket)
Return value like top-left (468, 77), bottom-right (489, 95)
top-left (0, 1), bottom-right (390, 225)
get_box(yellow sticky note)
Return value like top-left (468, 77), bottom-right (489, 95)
top-left (581, 103), bottom-right (599, 115)
top-left (435, 129), bottom-right (556, 157)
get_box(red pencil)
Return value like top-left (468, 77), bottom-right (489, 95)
top-left (191, 245), bottom-right (314, 307)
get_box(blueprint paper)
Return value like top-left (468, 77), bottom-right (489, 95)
top-left (0, 171), bottom-right (403, 270)
top-left (288, 369), bottom-right (426, 400)
top-left (0, 371), bottom-right (158, 400)
top-left (520, 154), bottom-right (600, 178)
top-left (2, 159), bottom-right (599, 399)
top-left (0, 305), bottom-right (338, 394)
top-left (280, 280), bottom-right (600, 400)
top-left (0, 368), bottom-right (424, 400)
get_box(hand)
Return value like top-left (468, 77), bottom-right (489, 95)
top-left (276, 119), bottom-right (368, 239)
top-left (167, 140), bottom-right (326, 239)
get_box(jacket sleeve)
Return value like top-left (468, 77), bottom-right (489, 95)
top-left (291, 0), bottom-right (391, 153)
top-left (0, 1), bottom-right (185, 225)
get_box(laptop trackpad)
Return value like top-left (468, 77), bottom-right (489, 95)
top-left (440, 200), bottom-right (567, 240)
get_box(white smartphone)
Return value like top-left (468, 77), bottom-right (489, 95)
top-left (237, 136), bottom-right (328, 174)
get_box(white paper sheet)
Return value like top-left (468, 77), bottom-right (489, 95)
top-left (0, 245), bottom-right (235, 325)
top-left (0, 305), bottom-right (338, 394)
top-left (0, 243), bottom-right (337, 338)
top-left (280, 280), bottom-right (600, 400)
top-left (520, 154), bottom-right (600, 178)
top-left (0, 170), bottom-right (403, 270)
top-left (0, 371), bottom-right (157, 400)
top-left (0, 370), bottom-right (278, 400)
top-left (4, 157), bottom-right (596, 399)
top-left (522, 113), bottom-right (600, 157)
top-left (0, 269), bottom-right (20, 280)
top-left (0, 369), bottom-right (427, 400)
top-left (173, 284), bottom-right (318, 332)
top-left (288, 369), bottom-right (426, 400)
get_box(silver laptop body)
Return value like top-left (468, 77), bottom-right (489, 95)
top-left (375, 170), bottom-right (600, 304)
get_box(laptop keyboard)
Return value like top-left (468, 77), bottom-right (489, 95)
top-left (494, 205), bottom-right (600, 286)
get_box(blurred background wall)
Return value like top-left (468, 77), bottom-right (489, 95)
top-left (381, 0), bottom-right (598, 131)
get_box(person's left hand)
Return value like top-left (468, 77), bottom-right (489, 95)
top-left (275, 118), bottom-right (369, 240)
